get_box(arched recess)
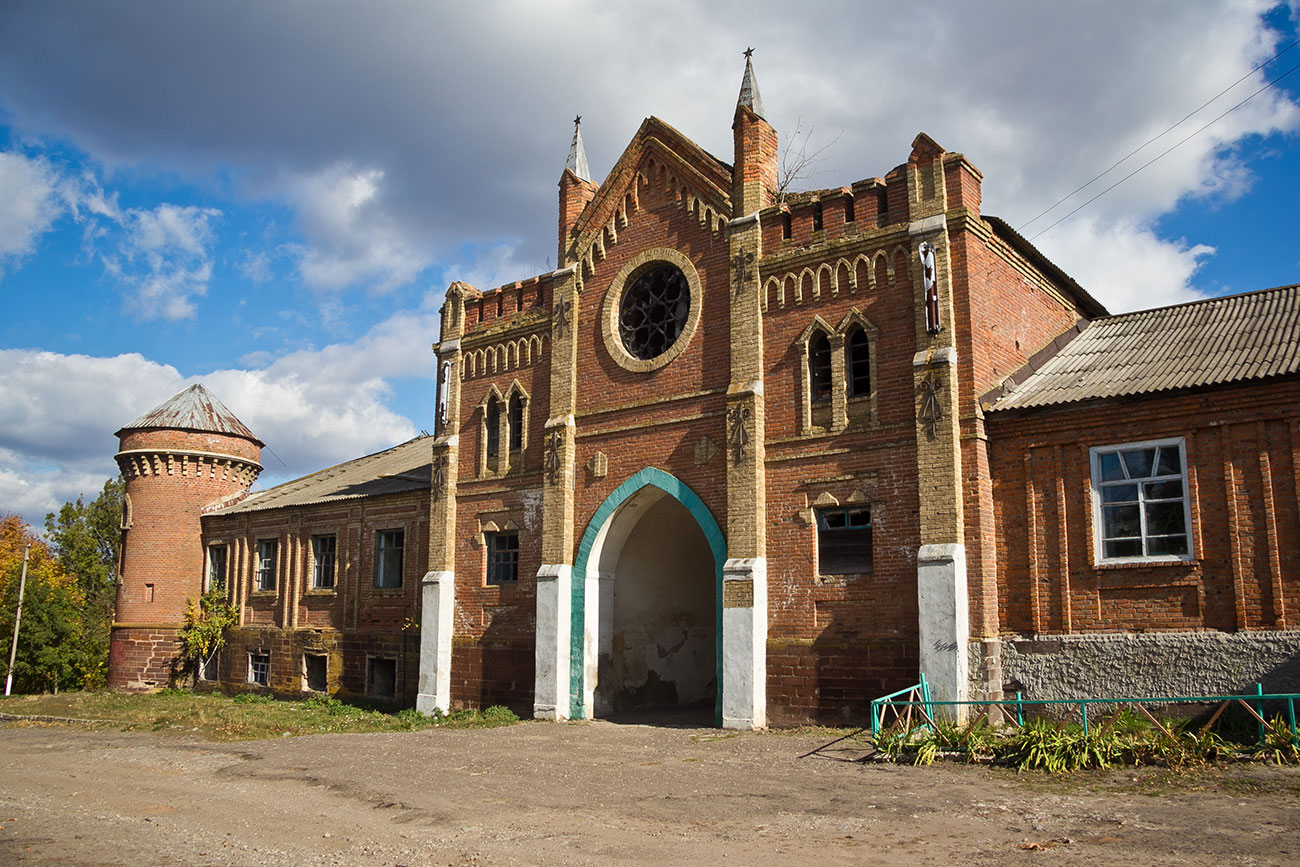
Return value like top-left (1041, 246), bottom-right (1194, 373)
top-left (571, 467), bottom-right (726, 723)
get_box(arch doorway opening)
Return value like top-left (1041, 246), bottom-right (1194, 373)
top-left (572, 470), bottom-right (724, 726)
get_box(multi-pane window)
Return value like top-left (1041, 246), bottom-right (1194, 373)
top-left (486, 532), bottom-right (519, 585)
top-left (374, 530), bottom-right (404, 588)
top-left (256, 539), bottom-right (277, 591)
top-left (808, 332), bottom-right (832, 402)
top-left (816, 506), bottom-right (873, 575)
top-left (1091, 439), bottom-right (1191, 561)
top-left (206, 544), bottom-right (228, 594)
top-left (847, 328), bottom-right (871, 397)
top-left (312, 535), bottom-right (336, 589)
top-left (248, 651), bottom-right (270, 686)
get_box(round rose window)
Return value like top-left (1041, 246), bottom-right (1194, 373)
top-left (618, 264), bottom-right (690, 360)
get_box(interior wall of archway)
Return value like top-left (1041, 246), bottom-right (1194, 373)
top-left (588, 486), bottom-right (717, 717)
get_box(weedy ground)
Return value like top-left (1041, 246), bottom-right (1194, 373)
top-left (0, 689), bottom-right (519, 740)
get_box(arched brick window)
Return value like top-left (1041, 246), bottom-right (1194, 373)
top-left (808, 332), bottom-right (832, 403)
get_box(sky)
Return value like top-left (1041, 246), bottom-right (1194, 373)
top-left (1, 0), bottom-right (1298, 528)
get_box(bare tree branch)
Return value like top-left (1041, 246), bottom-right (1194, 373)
top-left (777, 118), bottom-right (844, 204)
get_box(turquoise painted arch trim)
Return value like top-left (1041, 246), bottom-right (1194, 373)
top-left (570, 467), bottom-right (727, 722)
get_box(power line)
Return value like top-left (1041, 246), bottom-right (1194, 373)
top-left (1029, 58), bottom-right (1300, 242)
top-left (1019, 36), bottom-right (1300, 232)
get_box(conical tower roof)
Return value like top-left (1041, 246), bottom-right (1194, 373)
top-left (737, 49), bottom-right (766, 119)
top-left (116, 383), bottom-right (263, 445)
top-left (566, 115), bottom-right (592, 182)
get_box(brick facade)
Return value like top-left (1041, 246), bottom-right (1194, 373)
top-left (109, 60), bottom-right (1299, 725)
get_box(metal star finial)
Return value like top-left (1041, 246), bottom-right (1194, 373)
top-left (743, 47), bottom-right (754, 59)
top-left (573, 114), bottom-right (582, 127)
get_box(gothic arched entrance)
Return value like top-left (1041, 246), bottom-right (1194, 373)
top-left (571, 468), bottom-right (725, 724)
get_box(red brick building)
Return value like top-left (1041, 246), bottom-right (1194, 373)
top-left (109, 57), bottom-right (1300, 726)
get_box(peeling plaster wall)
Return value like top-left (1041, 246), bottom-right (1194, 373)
top-left (604, 496), bottom-right (716, 711)
top-left (991, 631), bottom-right (1300, 700)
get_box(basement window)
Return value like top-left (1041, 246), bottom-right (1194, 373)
top-left (1090, 438), bottom-right (1191, 562)
top-left (303, 654), bottom-right (328, 692)
top-left (200, 651), bottom-right (218, 682)
top-left (367, 656), bottom-right (397, 698)
top-left (248, 651), bottom-right (270, 686)
top-left (817, 507), bottom-right (873, 575)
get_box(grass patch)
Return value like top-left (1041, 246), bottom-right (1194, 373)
top-left (0, 690), bottom-right (520, 741)
top-left (875, 712), bottom-right (1299, 773)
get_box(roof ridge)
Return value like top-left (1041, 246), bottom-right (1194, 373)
top-left (1092, 282), bottom-right (1300, 322)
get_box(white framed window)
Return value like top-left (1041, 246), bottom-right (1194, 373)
top-left (374, 530), bottom-right (404, 588)
top-left (1090, 438), bottom-right (1192, 563)
top-left (311, 535), bottom-right (336, 589)
top-left (248, 651), bottom-right (270, 686)
top-left (206, 544), bottom-right (228, 594)
top-left (256, 539), bottom-right (277, 591)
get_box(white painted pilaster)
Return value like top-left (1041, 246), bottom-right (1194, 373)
top-left (534, 564), bottom-right (572, 720)
top-left (415, 570), bottom-right (455, 715)
top-left (722, 557), bottom-right (767, 730)
top-left (918, 543), bottom-right (970, 714)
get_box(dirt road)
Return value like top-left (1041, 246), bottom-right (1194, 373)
top-left (1, 720), bottom-right (1297, 865)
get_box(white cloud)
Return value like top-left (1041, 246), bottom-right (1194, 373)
top-left (101, 203), bottom-right (222, 321)
top-left (0, 304), bottom-right (429, 525)
top-left (283, 164), bottom-right (432, 293)
top-left (0, 151), bottom-right (62, 268)
top-left (1033, 217), bottom-right (1215, 312)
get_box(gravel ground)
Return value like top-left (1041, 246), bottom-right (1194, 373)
top-left (1, 719), bottom-right (1298, 865)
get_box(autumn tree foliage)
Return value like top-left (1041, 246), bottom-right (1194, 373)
top-left (0, 515), bottom-right (86, 693)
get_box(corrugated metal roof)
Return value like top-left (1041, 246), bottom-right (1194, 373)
top-left (211, 436), bottom-right (432, 514)
top-left (991, 284), bottom-right (1300, 411)
top-left (117, 383), bottom-right (263, 445)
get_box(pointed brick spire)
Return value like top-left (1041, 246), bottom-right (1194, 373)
top-left (737, 48), bottom-right (766, 120)
top-left (565, 115), bottom-right (592, 182)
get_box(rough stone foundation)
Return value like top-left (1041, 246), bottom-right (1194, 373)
top-left (985, 631), bottom-right (1300, 699)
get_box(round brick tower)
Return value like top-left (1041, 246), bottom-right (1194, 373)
top-left (109, 384), bottom-right (263, 690)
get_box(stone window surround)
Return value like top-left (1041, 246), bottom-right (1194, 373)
top-left (1088, 436), bottom-right (1194, 565)
top-left (600, 247), bottom-right (704, 373)
top-left (795, 308), bottom-right (879, 436)
top-left (476, 381), bottom-right (531, 478)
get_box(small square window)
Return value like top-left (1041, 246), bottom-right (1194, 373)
top-left (374, 530), bottom-right (404, 588)
top-left (366, 657), bottom-right (396, 698)
top-left (1091, 438), bottom-right (1192, 563)
top-left (303, 654), bottom-right (328, 692)
top-left (206, 544), bottom-right (228, 594)
top-left (486, 532), bottom-right (519, 585)
top-left (256, 539), bottom-right (278, 591)
top-left (312, 535), bottom-right (336, 589)
top-left (248, 651), bottom-right (270, 686)
top-left (816, 506), bottom-right (873, 575)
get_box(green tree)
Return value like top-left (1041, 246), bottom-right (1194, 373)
top-left (44, 476), bottom-right (124, 688)
top-left (0, 515), bottom-right (85, 693)
top-left (177, 588), bottom-right (239, 686)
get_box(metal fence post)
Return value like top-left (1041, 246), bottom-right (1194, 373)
top-left (1255, 683), bottom-right (1266, 745)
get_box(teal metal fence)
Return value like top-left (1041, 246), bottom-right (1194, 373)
top-left (869, 680), bottom-right (1299, 747)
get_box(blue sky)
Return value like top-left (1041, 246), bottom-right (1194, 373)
top-left (1, 0), bottom-right (1298, 526)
